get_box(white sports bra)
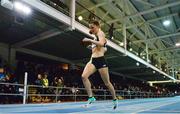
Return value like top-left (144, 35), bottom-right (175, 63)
top-left (91, 36), bottom-right (107, 49)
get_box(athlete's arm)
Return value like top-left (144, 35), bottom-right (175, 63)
top-left (82, 31), bottom-right (106, 47)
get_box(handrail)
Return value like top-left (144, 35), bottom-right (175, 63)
top-left (0, 82), bottom-right (175, 104)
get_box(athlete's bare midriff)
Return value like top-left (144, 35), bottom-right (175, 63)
top-left (91, 46), bottom-right (106, 58)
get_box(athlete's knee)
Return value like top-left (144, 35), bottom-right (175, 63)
top-left (104, 82), bottom-right (111, 87)
top-left (81, 74), bottom-right (88, 81)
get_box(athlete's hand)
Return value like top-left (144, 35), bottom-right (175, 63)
top-left (82, 38), bottom-right (91, 42)
top-left (81, 38), bottom-right (92, 46)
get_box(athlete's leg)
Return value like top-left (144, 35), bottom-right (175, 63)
top-left (98, 67), bottom-right (116, 99)
top-left (98, 67), bottom-right (118, 109)
top-left (82, 62), bottom-right (96, 97)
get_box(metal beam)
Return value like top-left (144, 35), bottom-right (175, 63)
top-left (134, 32), bottom-right (180, 43)
top-left (70, 0), bottom-right (75, 30)
top-left (76, 2), bottom-right (107, 15)
top-left (113, 13), bottom-right (178, 30)
top-left (12, 29), bottom-right (67, 48)
top-left (147, 13), bottom-right (178, 23)
top-left (163, 57), bottom-right (180, 61)
top-left (177, 27), bottom-right (180, 32)
top-left (149, 47), bottom-right (180, 55)
top-left (111, 66), bottom-right (145, 71)
top-left (125, 1), bottom-right (180, 19)
top-left (124, 72), bottom-right (155, 76)
top-left (148, 80), bottom-right (180, 84)
top-left (21, 0), bottom-right (176, 81)
top-left (102, 11), bottom-right (109, 20)
top-left (134, 0), bottom-right (155, 7)
top-left (123, 21), bottom-right (127, 55)
top-left (110, 71), bottom-right (146, 81)
top-left (149, 23), bottom-right (171, 34)
top-left (72, 55), bottom-right (118, 63)
top-left (171, 64), bottom-right (180, 67)
top-left (16, 48), bottom-right (74, 64)
top-left (144, 24), bottom-right (149, 62)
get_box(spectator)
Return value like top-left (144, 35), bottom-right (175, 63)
top-left (55, 78), bottom-right (63, 102)
top-left (42, 73), bottom-right (49, 95)
top-left (35, 74), bottom-right (43, 94)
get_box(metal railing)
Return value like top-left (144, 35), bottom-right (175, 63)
top-left (0, 73), bottom-right (176, 104)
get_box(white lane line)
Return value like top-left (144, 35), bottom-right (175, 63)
top-left (132, 100), bottom-right (180, 114)
top-left (75, 99), bottom-right (180, 113)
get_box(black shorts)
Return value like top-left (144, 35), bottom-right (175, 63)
top-left (91, 56), bottom-right (108, 69)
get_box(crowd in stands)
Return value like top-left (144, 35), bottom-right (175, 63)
top-left (0, 59), bottom-right (180, 104)
top-left (0, 57), bottom-right (22, 104)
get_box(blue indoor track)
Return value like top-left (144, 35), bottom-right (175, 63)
top-left (1, 97), bottom-right (180, 114)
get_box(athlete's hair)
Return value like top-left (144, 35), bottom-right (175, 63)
top-left (90, 21), bottom-right (100, 27)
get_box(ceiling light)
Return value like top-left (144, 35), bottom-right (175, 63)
top-left (23, 6), bottom-right (31, 14)
top-left (78, 16), bottom-right (83, 21)
top-left (119, 42), bottom-right (124, 46)
top-left (14, 2), bottom-right (23, 11)
top-left (175, 43), bottom-right (180, 47)
top-left (163, 20), bottom-right (171, 26)
top-left (149, 82), bottom-right (153, 87)
top-left (14, 2), bottom-right (31, 15)
top-left (129, 48), bottom-right (133, 51)
top-left (136, 62), bottom-right (140, 66)
top-left (153, 71), bottom-right (156, 74)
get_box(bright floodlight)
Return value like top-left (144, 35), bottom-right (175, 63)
top-left (119, 42), bottom-right (124, 46)
top-left (175, 43), bottom-right (180, 47)
top-left (136, 62), bottom-right (140, 66)
top-left (129, 48), bottom-right (133, 51)
top-left (163, 20), bottom-right (171, 26)
top-left (78, 16), bottom-right (83, 21)
top-left (23, 6), bottom-right (31, 14)
top-left (14, 2), bottom-right (31, 15)
top-left (14, 2), bottom-right (23, 10)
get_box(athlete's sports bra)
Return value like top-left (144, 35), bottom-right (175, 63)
top-left (91, 36), bottom-right (107, 49)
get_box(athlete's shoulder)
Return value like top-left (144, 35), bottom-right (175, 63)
top-left (97, 29), bottom-right (105, 38)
